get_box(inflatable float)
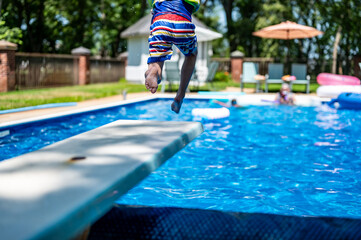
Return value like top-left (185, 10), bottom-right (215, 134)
top-left (328, 93), bottom-right (361, 110)
top-left (317, 73), bottom-right (360, 86)
top-left (192, 107), bottom-right (230, 120)
top-left (317, 85), bottom-right (361, 98)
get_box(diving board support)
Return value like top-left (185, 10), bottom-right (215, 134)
top-left (0, 120), bottom-right (203, 240)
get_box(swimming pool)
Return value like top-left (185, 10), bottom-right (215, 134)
top-left (2, 98), bottom-right (361, 219)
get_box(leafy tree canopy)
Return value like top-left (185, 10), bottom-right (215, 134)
top-left (2, 0), bottom-right (148, 57)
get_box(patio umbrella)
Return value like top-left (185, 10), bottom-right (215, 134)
top-left (252, 21), bottom-right (323, 71)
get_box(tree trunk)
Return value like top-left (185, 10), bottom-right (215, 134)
top-left (13, 0), bottom-right (24, 29)
top-left (198, 0), bottom-right (209, 15)
top-left (24, 0), bottom-right (35, 51)
top-left (35, 0), bottom-right (45, 52)
top-left (79, 2), bottom-right (85, 44)
top-left (140, 0), bottom-right (148, 17)
top-left (315, 37), bottom-right (324, 73)
top-left (112, 27), bottom-right (123, 58)
top-left (220, 0), bottom-right (236, 52)
top-left (332, 25), bottom-right (342, 74)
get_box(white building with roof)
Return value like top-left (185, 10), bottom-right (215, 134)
top-left (121, 14), bottom-right (222, 83)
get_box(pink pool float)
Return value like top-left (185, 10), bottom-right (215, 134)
top-left (317, 73), bottom-right (360, 86)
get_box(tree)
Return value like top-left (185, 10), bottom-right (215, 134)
top-left (254, 0), bottom-right (291, 59)
top-left (218, 0), bottom-right (237, 52)
top-left (0, 16), bottom-right (22, 45)
top-left (195, 0), bottom-right (225, 56)
top-left (2, 0), bottom-right (149, 56)
top-left (92, 0), bottom-right (149, 57)
top-left (316, 0), bottom-right (361, 75)
top-left (233, 0), bottom-right (262, 57)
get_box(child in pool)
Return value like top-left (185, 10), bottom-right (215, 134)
top-left (213, 99), bottom-right (243, 108)
top-left (275, 83), bottom-right (295, 105)
top-left (145, 0), bottom-right (200, 113)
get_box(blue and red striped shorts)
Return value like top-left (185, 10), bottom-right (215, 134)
top-left (147, 14), bottom-right (197, 64)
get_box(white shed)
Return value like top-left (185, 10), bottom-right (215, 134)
top-left (121, 14), bottom-right (222, 83)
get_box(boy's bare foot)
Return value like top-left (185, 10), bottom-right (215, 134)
top-left (171, 98), bottom-right (183, 114)
top-left (145, 62), bottom-right (163, 94)
top-left (145, 68), bottom-right (159, 94)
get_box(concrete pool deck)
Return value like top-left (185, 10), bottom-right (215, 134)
top-left (0, 88), bottom-right (320, 126)
top-left (0, 120), bottom-right (203, 240)
top-left (0, 92), bottom-right (152, 125)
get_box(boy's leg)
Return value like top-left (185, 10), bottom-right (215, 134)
top-left (145, 62), bottom-right (164, 94)
top-left (171, 50), bottom-right (197, 113)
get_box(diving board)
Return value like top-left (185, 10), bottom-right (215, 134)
top-left (0, 120), bottom-right (203, 240)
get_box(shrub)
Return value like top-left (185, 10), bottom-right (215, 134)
top-left (213, 71), bottom-right (232, 82)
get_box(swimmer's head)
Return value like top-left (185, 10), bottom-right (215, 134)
top-left (281, 83), bottom-right (290, 91)
top-left (231, 99), bottom-right (237, 105)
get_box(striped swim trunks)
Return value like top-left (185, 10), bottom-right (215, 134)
top-left (147, 14), bottom-right (197, 64)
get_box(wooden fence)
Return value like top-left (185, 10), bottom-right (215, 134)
top-left (90, 58), bottom-right (125, 84)
top-left (15, 53), bottom-right (79, 90)
top-left (212, 57), bottom-right (275, 75)
top-left (15, 53), bottom-right (125, 90)
top-left (211, 58), bottom-right (231, 72)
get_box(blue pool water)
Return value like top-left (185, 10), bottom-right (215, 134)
top-left (1, 99), bottom-right (361, 219)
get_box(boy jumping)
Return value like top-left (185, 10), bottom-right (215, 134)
top-left (145, 0), bottom-right (200, 113)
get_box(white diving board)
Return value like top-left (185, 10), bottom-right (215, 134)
top-left (0, 120), bottom-right (203, 240)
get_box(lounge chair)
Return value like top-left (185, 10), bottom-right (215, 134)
top-left (240, 62), bottom-right (262, 92)
top-left (188, 61), bottom-right (218, 91)
top-left (290, 63), bottom-right (310, 94)
top-left (265, 63), bottom-right (284, 93)
top-left (164, 61), bottom-right (180, 91)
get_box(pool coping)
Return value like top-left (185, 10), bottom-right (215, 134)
top-left (0, 119), bottom-right (204, 240)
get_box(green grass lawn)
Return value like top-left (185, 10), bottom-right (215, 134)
top-left (0, 79), bottom-right (319, 111)
top-left (0, 80), bottom-right (147, 110)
